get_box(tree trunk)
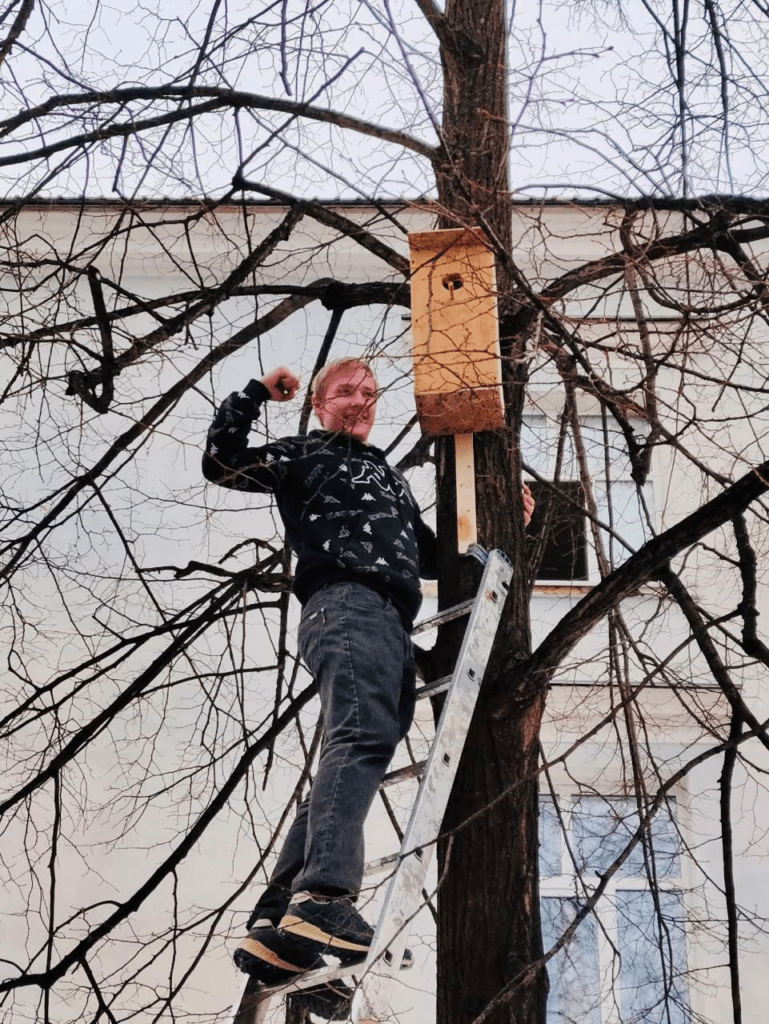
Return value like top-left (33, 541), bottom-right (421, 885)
top-left (434, 2), bottom-right (548, 1022)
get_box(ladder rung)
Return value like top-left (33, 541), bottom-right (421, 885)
top-left (229, 963), bottom-right (363, 1023)
top-left (415, 674), bottom-right (451, 700)
top-left (380, 761), bottom-right (425, 788)
top-left (363, 851), bottom-right (399, 876)
top-left (270, 960), bottom-right (361, 993)
top-left (411, 598), bottom-right (474, 636)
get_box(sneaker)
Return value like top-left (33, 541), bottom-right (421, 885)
top-left (278, 892), bottom-right (414, 970)
top-left (233, 918), bottom-right (319, 985)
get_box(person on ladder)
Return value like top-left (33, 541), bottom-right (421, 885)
top-left (203, 356), bottom-right (536, 990)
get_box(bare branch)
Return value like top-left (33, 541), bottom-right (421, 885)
top-left (0, 0), bottom-right (33, 70)
top-left (233, 176), bottom-right (412, 274)
top-left (0, 86), bottom-right (438, 163)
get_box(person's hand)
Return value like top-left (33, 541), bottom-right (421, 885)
top-left (522, 483), bottom-right (535, 527)
top-left (261, 366), bottom-right (300, 402)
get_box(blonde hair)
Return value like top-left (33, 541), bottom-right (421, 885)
top-left (311, 357), bottom-right (377, 404)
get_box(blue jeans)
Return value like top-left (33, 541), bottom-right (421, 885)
top-left (253, 583), bottom-right (416, 923)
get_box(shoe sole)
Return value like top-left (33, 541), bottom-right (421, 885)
top-left (233, 935), bottom-right (316, 983)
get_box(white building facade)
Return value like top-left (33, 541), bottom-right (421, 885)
top-left (0, 199), bottom-right (767, 1024)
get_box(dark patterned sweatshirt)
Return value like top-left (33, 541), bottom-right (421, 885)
top-left (203, 380), bottom-right (438, 628)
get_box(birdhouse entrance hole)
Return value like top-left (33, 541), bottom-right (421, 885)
top-left (442, 272), bottom-right (464, 298)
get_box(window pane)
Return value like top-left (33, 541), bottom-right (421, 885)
top-left (542, 897), bottom-right (601, 1024)
top-left (594, 481), bottom-right (654, 566)
top-left (573, 797), bottom-right (680, 880)
top-left (577, 419), bottom-right (642, 480)
top-left (523, 416), bottom-right (649, 482)
top-left (522, 416), bottom-right (552, 475)
top-left (539, 796), bottom-right (562, 877)
top-left (527, 481), bottom-right (588, 581)
top-left (616, 890), bottom-right (691, 1023)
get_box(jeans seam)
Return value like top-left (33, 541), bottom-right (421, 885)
top-left (316, 592), bottom-right (360, 890)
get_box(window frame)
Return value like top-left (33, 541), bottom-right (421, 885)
top-left (539, 790), bottom-right (692, 1024)
top-left (522, 408), bottom-right (656, 588)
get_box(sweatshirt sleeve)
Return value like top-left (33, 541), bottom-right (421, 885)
top-left (416, 514), bottom-right (439, 579)
top-left (202, 379), bottom-right (291, 493)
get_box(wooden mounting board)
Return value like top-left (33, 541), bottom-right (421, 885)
top-left (454, 432), bottom-right (477, 553)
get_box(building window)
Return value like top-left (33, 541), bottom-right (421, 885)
top-left (523, 414), bottom-right (654, 582)
top-left (539, 794), bottom-right (690, 1024)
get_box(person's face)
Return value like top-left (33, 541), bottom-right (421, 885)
top-left (313, 364), bottom-right (377, 442)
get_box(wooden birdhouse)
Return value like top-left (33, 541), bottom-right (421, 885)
top-left (409, 228), bottom-right (504, 553)
top-left (409, 227), bottom-right (503, 436)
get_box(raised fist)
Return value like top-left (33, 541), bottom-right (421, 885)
top-left (261, 366), bottom-right (300, 402)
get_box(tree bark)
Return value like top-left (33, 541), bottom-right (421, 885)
top-left (433, 2), bottom-right (548, 1022)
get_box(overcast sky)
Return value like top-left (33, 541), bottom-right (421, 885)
top-left (4, 0), bottom-right (769, 201)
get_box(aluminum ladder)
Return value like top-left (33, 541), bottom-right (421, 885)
top-left (226, 547), bottom-right (512, 1024)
